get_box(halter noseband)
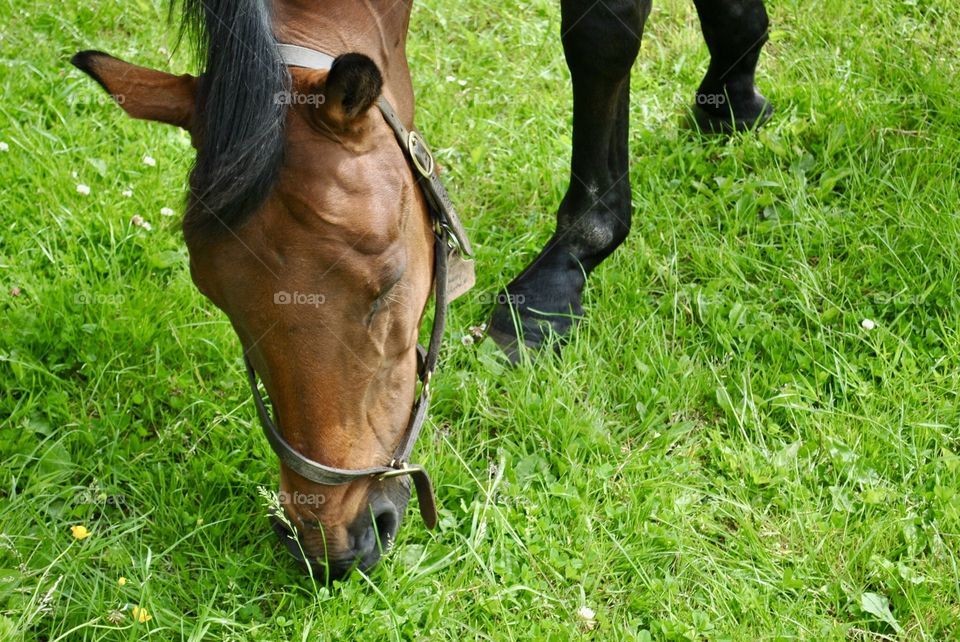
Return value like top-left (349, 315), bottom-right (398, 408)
top-left (243, 43), bottom-right (473, 531)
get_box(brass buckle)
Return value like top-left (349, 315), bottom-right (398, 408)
top-left (376, 461), bottom-right (422, 480)
top-left (407, 131), bottom-right (435, 178)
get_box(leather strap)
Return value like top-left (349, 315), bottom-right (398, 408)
top-left (374, 98), bottom-right (473, 256)
top-left (245, 354), bottom-right (439, 529)
top-left (276, 43), bottom-right (335, 71)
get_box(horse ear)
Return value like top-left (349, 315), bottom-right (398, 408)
top-left (309, 53), bottom-right (383, 130)
top-left (71, 51), bottom-right (197, 132)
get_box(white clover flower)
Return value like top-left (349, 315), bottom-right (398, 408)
top-left (445, 75), bottom-right (456, 82)
top-left (76, 184), bottom-right (91, 195)
top-left (0, 141), bottom-right (8, 152)
top-left (461, 334), bottom-right (475, 346)
top-left (576, 606), bottom-right (596, 630)
top-left (160, 207), bottom-right (175, 217)
top-left (468, 325), bottom-right (485, 340)
top-left (861, 318), bottom-right (876, 330)
top-left (142, 155), bottom-right (156, 167)
top-left (131, 215), bottom-right (153, 231)
top-left (122, 189), bottom-right (133, 198)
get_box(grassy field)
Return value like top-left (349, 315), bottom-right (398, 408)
top-left (2, 0), bottom-right (959, 639)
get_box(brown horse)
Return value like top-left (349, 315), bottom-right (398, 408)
top-left (72, 0), bottom-right (771, 581)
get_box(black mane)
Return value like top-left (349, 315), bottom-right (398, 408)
top-left (173, 0), bottom-right (289, 237)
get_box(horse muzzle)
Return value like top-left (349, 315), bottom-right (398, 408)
top-left (270, 484), bottom-right (409, 581)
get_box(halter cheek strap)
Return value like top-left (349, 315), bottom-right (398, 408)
top-left (242, 43), bottom-right (472, 531)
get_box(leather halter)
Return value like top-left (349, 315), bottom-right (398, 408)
top-left (243, 43), bottom-right (473, 531)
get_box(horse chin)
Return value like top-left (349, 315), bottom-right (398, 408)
top-left (270, 513), bottom-right (352, 581)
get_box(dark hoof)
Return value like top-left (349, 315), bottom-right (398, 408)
top-left (688, 94), bottom-right (774, 134)
top-left (485, 322), bottom-right (535, 365)
top-left (486, 300), bottom-right (577, 365)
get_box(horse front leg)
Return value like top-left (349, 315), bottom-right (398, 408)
top-left (488, 0), bottom-right (652, 361)
top-left (691, 0), bottom-right (773, 133)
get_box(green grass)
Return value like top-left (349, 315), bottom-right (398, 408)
top-left (2, 0), bottom-right (959, 639)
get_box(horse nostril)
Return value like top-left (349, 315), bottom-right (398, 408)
top-left (351, 497), bottom-right (399, 565)
top-left (373, 504), bottom-right (398, 549)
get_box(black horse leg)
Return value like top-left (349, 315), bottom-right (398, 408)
top-left (691, 0), bottom-right (773, 133)
top-left (488, 0), bottom-right (651, 361)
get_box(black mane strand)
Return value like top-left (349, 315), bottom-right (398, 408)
top-left (173, 0), bottom-right (289, 238)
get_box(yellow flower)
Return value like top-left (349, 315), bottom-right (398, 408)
top-left (132, 606), bottom-right (152, 623)
top-left (117, 577), bottom-right (127, 586)
top-left (70, 525), bottom-right (91, 540)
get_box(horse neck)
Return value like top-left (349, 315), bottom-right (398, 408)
top-left (272, 0), bottom-right (416, 126)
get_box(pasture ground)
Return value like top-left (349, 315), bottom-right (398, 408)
top-left (1, 0), bottom-right (959, 639)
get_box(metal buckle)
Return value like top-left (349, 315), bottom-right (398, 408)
top-left (442, 224), bottom-right (465, 254)
top-left (407, 131), bottom-right (435, 178)
top-left (430, 219), bottom-right (461, 257)
top-left (377, 461), bottom-right (422, 481)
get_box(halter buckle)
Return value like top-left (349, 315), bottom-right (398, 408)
top-left (377, 461), bottom-right (421, 480)
top-left (408, 131), bottom-right (435, 178)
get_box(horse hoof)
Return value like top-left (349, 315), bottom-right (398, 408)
top-left (485, 324), bottom-right (527, 365)
top-left (688, 94), bottom-right (774, 134)
top-left (486, 302), bottom-right (576, 365)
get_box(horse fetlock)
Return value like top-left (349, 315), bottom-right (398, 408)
top-left (558, 191), bottom-right (632, 269)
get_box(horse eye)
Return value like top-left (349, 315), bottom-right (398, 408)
top-left (370, 282), bottom-right (395, 312)
top-left (375, 265), bottom-right (405, 300)
top-left (367, 274), bottom-right (402, 323)
top-left (376, 279), bottom-right (399, 301)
